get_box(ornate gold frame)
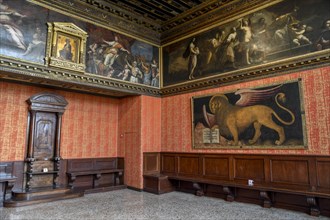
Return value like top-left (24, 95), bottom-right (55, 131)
top-left (45, 22), bottom-right (88, 72)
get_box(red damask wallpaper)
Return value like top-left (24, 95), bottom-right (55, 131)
top-left (117, 96), bottom-right (161, 189)
top-left (1, 66), bottom-right (329, 189)
top-left (0, 82), bottom-right (119, 162)
top-left (161, 66), bottom-right (330, 155)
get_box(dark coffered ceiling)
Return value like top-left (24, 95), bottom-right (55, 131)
top-left (94, 0), bottom-right (236, 43)
top-left (102, 0), bottom-right (207, 23)
top-left (36, 0), bottom-right (251, 44)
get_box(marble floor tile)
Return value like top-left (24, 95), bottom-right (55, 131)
top-left (0, 189), bottom-right (328, 220)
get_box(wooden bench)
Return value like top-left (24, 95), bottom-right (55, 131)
top-left (67, 169), bottom-right (124, 191)
top-left (167, 175), bottom-right (330, 216)
top-left (0, 175), bottom-right (17, 202)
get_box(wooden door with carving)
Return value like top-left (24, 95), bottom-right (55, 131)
top-left (24, 93), bottom-right (67, 191)
top-left (28, 112), bottom-right (57, 188)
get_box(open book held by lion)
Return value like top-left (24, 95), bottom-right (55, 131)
top-left (203, 85), bottom-right (295, 146)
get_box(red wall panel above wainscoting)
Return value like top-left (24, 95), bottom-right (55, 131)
top-left (161, 66), bottom-right (330, 155)
top-left (0, 81), bottom-right (119, 162)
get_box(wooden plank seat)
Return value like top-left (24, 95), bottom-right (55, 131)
top-left (167, 175), bottom-right (330, 216)
top-left (67, 169), bottom-right (124, 190)
top-left (0, 175), bottom-right (17, 202)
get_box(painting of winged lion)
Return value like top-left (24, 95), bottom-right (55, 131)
top-left (192, 81), bottom-right (306, 149)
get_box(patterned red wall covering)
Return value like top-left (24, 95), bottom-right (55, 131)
top-left (0, 82), bottom-right (119, 162)
top-left (161, 66), bottom-right (330, 155)
top-left (1, 66), bottom-right (329, 189)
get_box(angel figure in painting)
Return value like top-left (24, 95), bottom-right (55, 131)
top-left (204, 84), bottom-right (295, 146)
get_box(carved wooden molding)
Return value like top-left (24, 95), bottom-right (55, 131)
top-left (0, 57), bottom-right (160, 97)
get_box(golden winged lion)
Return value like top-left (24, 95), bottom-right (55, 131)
top-left (206, 85), bottom-right (295, 146)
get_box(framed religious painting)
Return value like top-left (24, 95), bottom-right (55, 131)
top-left (191, 80), bottom-right (307, 149)
top-left (45, 22), bottom-right (88, 72)
top-left (162, 0), bottom-right (330, 87)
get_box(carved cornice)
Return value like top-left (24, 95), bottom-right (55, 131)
top-left (160, 50), bottom-right (330, 97)
top-left (2, 50), bottom-right (329, 98)
top-left (0, 57), bottom-right (160, 98)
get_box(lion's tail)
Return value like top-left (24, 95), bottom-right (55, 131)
top-left (272, 92), bottom-right (295, 125)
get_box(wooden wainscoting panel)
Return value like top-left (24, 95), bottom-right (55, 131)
top-left (117, 157), bottom-right (124, 169)
top-left (58, 159), bottom-right (67, 187)
top-left (98, 173), bottom-right (115, 186)
top-left (12, 161), bottom-right (24, 191)
top-left (316, 160), bottom-right (330, 190)
top-left (270, 159), bottom-right (310, 185)
top-left (73, 175), bottom-right (94, 188)
top-left (161, 154), bottom-right (176, 174)
top-left (67, 159), bottom-right (94, 172)
top-left (178, 155), bottom-right (199, 176)
top-left (94, 158), bottom-right (117, 170)
top-left (143, 153), bottom-right (159, 174)
top-left (234, 158), bottom-right (265, 182)
top-left (203, 156), bottom-right (229, 180)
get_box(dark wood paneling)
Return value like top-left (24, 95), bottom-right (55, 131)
top-left (204, 184), bottom-right (226, 199)
top-left (203, 156), bottom-right (229, 180)
top-left (319, 198), bottom-right (330, 216)
top-left (94, 158), bottom-right (116, 170)
top-left (143, 153), bottom-right (159, 174)
top-left (117, 157), bottom-right (124, 169)
top-left (234, 158), bottom-right (265, 182)
top-left (178, 156), bottom-right (199, 176)
top-left (58, 159), bottom-right (67, 187)
top-left (66, 157), bottom-right (125, 191)
top-left (235, 188), bottom-right (261, 205)
top-left (161, 155), bottom-right (176, 174)
top-left (143, 174), bottom-right (174, 194)
top-left (316, 160), bottom-right (330, 189)
top-left (273, 193), bottom-right (309, 213)
top-left (270, 159), bottom-right (309, 185)
top-left (149, 152), bottom-right (330, 217)
top-left (68, 160), bottom-right (94, 172)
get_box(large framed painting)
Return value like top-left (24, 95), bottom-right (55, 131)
top-left (191, 80), bottom-right (307, 149)
top-left (84, 23), bottom-right (160, 88)
top-left (0, 0), bottom-right (160, 88)
top-left (163, 0), bottom-right (330, 87)
top-left (0, 0), bottom-right (48, 64)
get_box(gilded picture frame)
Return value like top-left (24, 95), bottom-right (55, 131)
top-left (46, 22), bottom-right (88, 72)
top-left (191, 80), bottom-right (307, 149)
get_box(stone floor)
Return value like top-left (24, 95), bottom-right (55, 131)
top-left (0, 189), bottom-right (329, 220)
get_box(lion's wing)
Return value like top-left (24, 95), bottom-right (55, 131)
top-left (235, 84), bottom-right (283, 106)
